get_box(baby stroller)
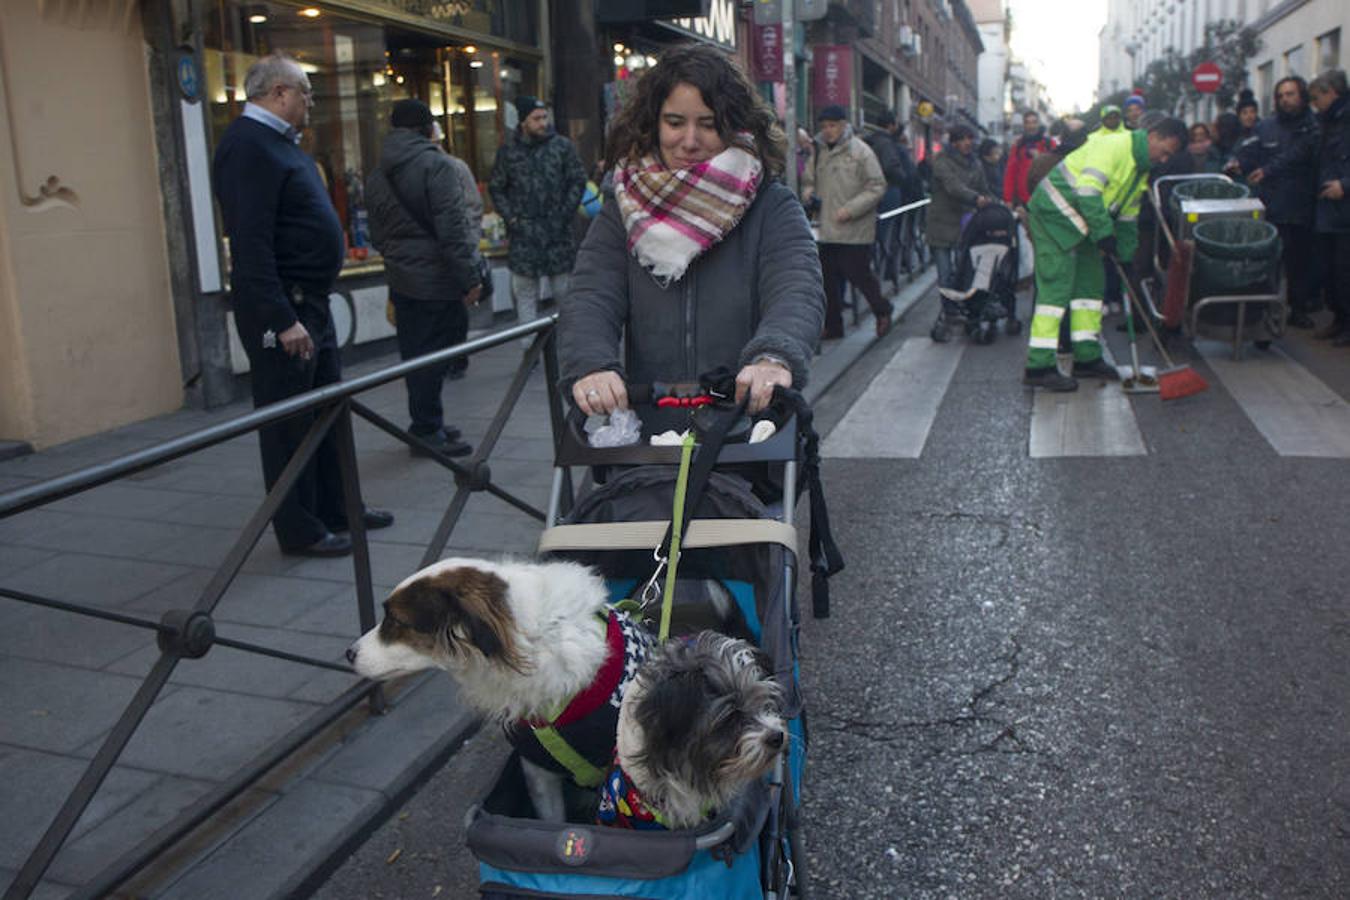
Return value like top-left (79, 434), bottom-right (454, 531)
top-left (932, 203), bottom-right (1023, 344)
top-left (462, 376), bottom-right (841, 899)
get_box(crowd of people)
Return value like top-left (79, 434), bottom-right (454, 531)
top-left (213, 45), bottom-right (1350, 550)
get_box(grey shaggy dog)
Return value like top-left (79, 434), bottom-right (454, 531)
top-left (612, 631), bottom-right (786, 829)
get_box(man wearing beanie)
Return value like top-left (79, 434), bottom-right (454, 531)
top-left (489, 95), bottom-right (586, 328)
top-left (366, 98), bottom-right (481, 458)
top-left (1123, 90), bottom-right (1146, 129)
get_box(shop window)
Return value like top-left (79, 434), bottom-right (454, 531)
top-left (198, 1), bottom-right (536, 277)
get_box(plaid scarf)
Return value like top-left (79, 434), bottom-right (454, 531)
top-left (613, 138), bottom-right (763, 284)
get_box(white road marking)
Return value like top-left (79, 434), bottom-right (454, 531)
top-left (824, 338), bottom-right (966, 459)
top-left (1030, 342), bottom-right (1148, 457)
top-left (1198, 341), bottom-right (1350, 458)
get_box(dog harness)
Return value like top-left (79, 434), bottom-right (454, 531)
top-left (509, 608), bottom-right (653, 787)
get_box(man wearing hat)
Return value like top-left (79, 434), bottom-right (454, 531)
top-left (366, 98), bottom-right (482, 458)
top-left (1123, 89), bottom-right (1146, 129)
top-left (802, 105), bottom-right (892, 338)
top-left (489, 96), bottom-right (587, 328)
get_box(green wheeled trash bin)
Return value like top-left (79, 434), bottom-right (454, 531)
top-left (1189, 218), bottom-right (1282, 328)
top-left (1167, 179), bottom-right (1251, 232)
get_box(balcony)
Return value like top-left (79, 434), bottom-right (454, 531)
top-left (829, 0), bottom-right (876, 37)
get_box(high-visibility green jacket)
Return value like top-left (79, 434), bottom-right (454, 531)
top-left (1028, 128), bottom-right (1150, 259)
top-left (1085, 122), bottom-right (1124, 143)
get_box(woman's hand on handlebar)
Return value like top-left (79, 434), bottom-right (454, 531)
top-left (735, 360), bottom-right (791, 415)
top-left (573, 370), bottom-right (628, 417)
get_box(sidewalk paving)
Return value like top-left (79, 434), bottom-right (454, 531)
top-left (0, 271), bottom-right (933, 899)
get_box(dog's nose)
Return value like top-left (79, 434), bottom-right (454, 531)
top-left (345, 645), bottom-right (358, 665)
top-left (766, 730), bottom-right (786, 750)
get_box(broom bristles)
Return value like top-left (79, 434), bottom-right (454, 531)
top-left (1158, 364), bottom-right (1208, 401)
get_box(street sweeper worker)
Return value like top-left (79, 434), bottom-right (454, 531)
top-left (1022, 117), bottom-right (1188, 392)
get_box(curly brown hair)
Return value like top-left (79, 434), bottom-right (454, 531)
top-left (605, 43), bottom-right (786, 178)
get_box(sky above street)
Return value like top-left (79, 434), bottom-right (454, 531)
top-left (1008, 0), bottom-right (1108, 114)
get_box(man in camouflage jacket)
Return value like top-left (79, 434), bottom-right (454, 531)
top-left (489, 96), bottom-right (587, 325)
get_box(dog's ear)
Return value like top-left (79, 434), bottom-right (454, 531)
top-left (634, 668), bottom-right (705, 761)
top-left (427, 568), bottom-right (525, 670)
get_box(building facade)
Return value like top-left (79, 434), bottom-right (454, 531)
top-left (0, 0), bottom-right (994, 452)
top-left (1099, 0), bottom-right (1259, 112)
top-left (969, 0), bottom-right (1010, 137)
top-left (1246, 0), bottom-right (1347, 113)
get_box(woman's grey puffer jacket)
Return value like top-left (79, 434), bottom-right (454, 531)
top-left (559, 179), bottom-right (825, 393)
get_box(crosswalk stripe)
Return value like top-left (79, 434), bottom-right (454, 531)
top-left (823, 338), bottom-right (965, 459)
top-left (1198, 341), bottom-right (1350, 458)
top-left (1029, 343), bottom-right (1147, 458)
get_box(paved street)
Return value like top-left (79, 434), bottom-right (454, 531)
top-left (314, 287), bottom-right (1350, 899)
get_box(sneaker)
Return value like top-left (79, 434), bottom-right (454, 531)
top-left (1023, 367), bottom-right (1078, 392)
top-left (1072, 358), bottom-right (1121, 381)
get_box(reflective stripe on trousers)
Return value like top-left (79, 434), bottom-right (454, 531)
top-left (1026, 215), bottom-right (1107, 371)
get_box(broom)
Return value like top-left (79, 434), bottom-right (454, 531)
top-left (1110, 256), bottom-right (1208, 401)
top-left (1161, 238), bottom-right (1194, 329)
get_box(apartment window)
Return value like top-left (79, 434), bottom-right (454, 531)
top-left (1284, 44), bottom-right (1305, 78)
top-left (1317, 29), bottom-right (1341, 72)
top-left (1257, 61), bottom-right (1273, 113)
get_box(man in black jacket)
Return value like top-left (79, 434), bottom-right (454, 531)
top-left (1238, 76), bottom-right (1321, 328)
top-left (863, 110), bottom-right (918, 285)
top-left (1309, 70), bottom-right (1350, 345)
top-left (366, 99), bottom-right (481, 457)
top-left (213, 54), bottom-right (393, 557)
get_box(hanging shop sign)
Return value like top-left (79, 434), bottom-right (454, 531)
top-left (812, 45), bottom-right (852, 108)
top-left (752, 24), bottom-right (784, 82)
top-left (659, 0), bottom-right (738, 50)
top-left (916, 100), bottom-right (935, 119)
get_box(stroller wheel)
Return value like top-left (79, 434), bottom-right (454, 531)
top-left (1005, 317), bottom-right (1024, 336)
top-left (931, 318), bottom-right (950, 343)
top-left (976, 320), bottom-right (997, 345)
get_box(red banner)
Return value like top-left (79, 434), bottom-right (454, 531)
top-left (812, 44), bottom-right (852, 109)
top-left (752, 24), bottom-right (784, 82)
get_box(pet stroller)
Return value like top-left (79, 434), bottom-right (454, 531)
top-left (462, 377), bottom-right (842, 899)
top-left (932, 202), bottom-right (1023, 344)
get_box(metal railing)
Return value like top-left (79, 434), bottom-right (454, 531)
top-left (859, 197), bottom-right (932, 324)
top-left (0, 316), bottom-right (569, 900)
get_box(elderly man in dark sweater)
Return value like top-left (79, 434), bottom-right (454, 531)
top-left (213, 54), bottom-right (392, 557)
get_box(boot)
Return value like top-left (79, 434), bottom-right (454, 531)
top-left (1072, 358), bottom-right (1121, 381)
top-left (1023, 367), bottom-right (1078, 392)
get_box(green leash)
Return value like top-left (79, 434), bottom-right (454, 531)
top-left (658, 432), bottom-right (696, 641)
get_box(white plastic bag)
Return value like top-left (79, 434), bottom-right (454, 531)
top-left (1017, 222), bottom-right (1034, 280)
top-left (584, 408), bottom-right (642, 448)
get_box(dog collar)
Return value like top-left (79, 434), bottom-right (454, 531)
top-left (596, 756), bottom-right (672, 830)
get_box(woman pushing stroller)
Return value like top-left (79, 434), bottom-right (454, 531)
top-left (558, 43), bottom-right (825, 417)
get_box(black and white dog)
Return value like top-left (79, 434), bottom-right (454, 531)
top-left (346, 558), bottom-right (652, 822)
top-left (597, 631), bottom-right (786, 830)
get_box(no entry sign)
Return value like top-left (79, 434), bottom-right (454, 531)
top-left (1192, 61), bottom-right (1222, 94)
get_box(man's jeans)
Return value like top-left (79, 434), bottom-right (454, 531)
top-left (932, 245), bottom-right (957, 288)
top-left (511, 273), bottom-right (571, 326)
